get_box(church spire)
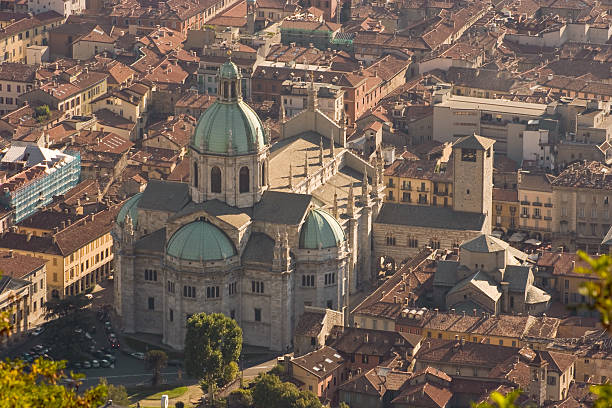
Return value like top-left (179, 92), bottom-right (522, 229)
top-left (347, 183), bottom-right (354, 217)
top-left (333, 189), bottom-right (338, 218)
top-left (319, 136), bottom-right (324, 164)
top-left (361, 166), bottom-right (370, 205)
top-left (307, 72), bottom-right (318, 112)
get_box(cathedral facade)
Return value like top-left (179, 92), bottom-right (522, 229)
top-left (113, 59), bottom-right (384, 351)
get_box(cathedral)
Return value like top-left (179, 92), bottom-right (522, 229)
top-left (113, 58), bottom-right (385, 351)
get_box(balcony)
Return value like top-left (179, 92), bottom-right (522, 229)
top-left (416, 187), bottom-right (429, 193)
top-left (520, 214), bottom-right (529, 218)
top-left (544, 203), bottom-right (553, 208)
top-left (532, 202), bottom-right (542, 207)
top-left (434, 190), bottom-right (449, 196)
top-left (521, 200), bottom-right (530, 205)
top-left (544, 216), bottom-right (552, 220)
top-left (401, 185), bottom-right (412, 191)
top-left (532, 215), bottom-right (542, 219)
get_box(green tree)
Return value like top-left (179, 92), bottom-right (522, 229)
top-left (184, 312), bottom-right (242, 389)
top-left (99, 379), bottom-right (130, 406)
top-left (472, 390), bottom-right (521, 408)
top-left (339, 403), bottom-right (350, 408)
top-left (0, 357), bottom-right (107, 407)
top-left (251, 373), bottom-right (322, 408)
top-left (145, 350), bottom-right (168, 387)
top-left (229, 388), bottom-right (253, 408)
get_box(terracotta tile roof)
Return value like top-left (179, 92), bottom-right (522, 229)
top-left (291, 346), bottom-right (344, 379)
top-left (145, 114), bottom-right (196, 149)
top-left (0, 251), bottom-right (47, 279)
top-left (493, 188), bottom-right (518, 202)
top-left (329, 327), bottom-right (422, 357)
top-left (295, 310), bottom-right (325, 337)
top-left (391, 382), bottom-right (453, 408)
top-left (543, 351), bottom-right (577, 374)
top-left (536, 251), bottom-right (590, 277)
top-left (0, 63), bottom-right (37, 82)
top-left (144, 60), bottom-right (188, 84)
top-left (167, 158), bottom-right (189, 182)
top-left (94, 109), bottom-right (136, 131)
top-left (416, 338), bottom-right (519, 368)
top-left (175, 92), bottom-right (216, 111)
top-left (551, 161), bottom-right (612, 190)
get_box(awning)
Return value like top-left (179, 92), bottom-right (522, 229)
top-left (509, 232), bottom-right (526, 242)
top-left (491, 230), bottom-right (503, 238)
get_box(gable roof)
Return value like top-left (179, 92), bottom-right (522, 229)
top-left (376, 203), bottom-right (486, 231)
top-left (461, 234), bottom-right (508, 253)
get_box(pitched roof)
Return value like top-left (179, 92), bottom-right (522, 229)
top-left (0, 251), bottom-right (46, 279)
top-left (291, 346), bottom-right (344, 378)
top-left (138, 180), bottom-right (190, 213)
top-left (461, 234), bottom-right (508, 253)
top-left (253, 191), bottom-right (313, 225)
top-left (375, 203), bottom-right (486, 231)
top-left (452, 134), bottom-right (495, 150)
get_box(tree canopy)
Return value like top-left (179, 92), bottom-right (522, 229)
top-left (251, 373), bottom-right (322, 408)
top-left (184, 312), bottom-right (242, 387)
top-left (0, 358), bottom-right (107, 407)
top-left (145, 350), bottom-right (168, 387)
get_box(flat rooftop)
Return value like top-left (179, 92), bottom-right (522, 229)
top-left (437, 95), bottom-right (548, 117)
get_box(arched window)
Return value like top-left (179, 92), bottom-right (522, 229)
top-left (239, 166), bottom-right (250, 193)
top-left (231, 81), bottom-right (236, 99)
top-left (211, 166), bottom-right (222, 193)
top-left (223, 81), bottom-right (229, 99)
top-left (261, 162), bottom-right (266, 186)
top-left (51, 289), bottom-right (59, 298)
top-left (193, 161), bottom-right (198, 188)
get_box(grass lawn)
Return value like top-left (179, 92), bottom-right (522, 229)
top-left (144, 386), bottom-right (188, 400)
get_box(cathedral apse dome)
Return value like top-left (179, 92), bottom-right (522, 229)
top-left (299, 208), bottom-right (346, 249)
top-left (166, 220), bottom-right (236, 261)
top-left (190, 60), bottom-right (267, 155)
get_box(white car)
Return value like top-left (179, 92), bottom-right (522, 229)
top-left (131, 352), bottom-right (145, 360)
top-left (91, 360), bottom-right (100, 368)
top-left (31, 327), bottom-right (44, 336)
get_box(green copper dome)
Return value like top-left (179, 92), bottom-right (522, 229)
top-left (191, 100), bottom-right (267, 154)
top-left (220, 60), bottom-right (240, 79)
top-left (299, 209), bottom-right (345, 249)
top-left (167, 220), bottom-right (236, 261)
top-left (117, 192), bottom-right (142, 227)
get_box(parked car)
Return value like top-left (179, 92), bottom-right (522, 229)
top-left (99, 359), bottom-right (111, 368)
top-left (104, 354), bottom-right (116, 362)
top-left (82, 361), bottom-right (91, 369)
top-left (31, 327), bottom-right (45, 336)
top-left (74, 328), bottom-right (83, 335)
top-left (84, 332), bottom-right (93, 340)
top-left (88, 345), bottom-right (96, 354)
top-left (32, 345), bottom-right (44, 352)
top-left (91, 360), bottom-right (100, 368)
top-left (72, 362), bottom-right (82, 369)
top-left (130, 352), bottom-right (145, 360)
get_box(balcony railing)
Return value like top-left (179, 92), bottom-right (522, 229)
top-left (544, 203), bottom-right (553, 208)
top-left (533, 215), bottom-right (542, 219)
top-left (521, 200), bottom-right (530, 205)
top-left (434, 190), bottom-right (449, 196)
top-left (532, 202), bottom-right (542, 206)
top-left (401, 185), bottom-right (411, 191)
top-left (544, 216), bottom-right (552, 220)
top-left (520, 214), bottom-right (529, 218)
top-left (417, 187), bottom-right (429, 193)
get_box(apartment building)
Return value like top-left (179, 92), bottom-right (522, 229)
top-left (28, 0), bottom-right (84, 17)
top-left (432, 89), bottom-right (550, 160)
top-left (551, 161), bottom-right (612, 253)
top-left (0, 205), bottom-right (118, 299)
top-left (19, 66), bottom-right (108, 117)
top-left (0, 251), bottom-right (47, 345)
top-left (0, 11), bottom-right (64, 63)
top-left (492, 188), bottom-right (519, 232)
top-left (518, 172), bottom-right (555, 240)
top-left (281, 80), bottom-right (344, 123)
top-left (0, 144), bottom-right (81, 222)
top-left (384, 158), bottom-right (453, 207)
top-left (0, 63), bottom-right (37, 115)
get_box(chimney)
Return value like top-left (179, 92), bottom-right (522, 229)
top-left (434, 308), bottom-right (439, 315)
top-left (26, 232), bottom-right (32, 242)
top-left (473, 309), bottom-right (477, 316)
top-left (8, 250), bottom-right (13, 258)
top-left (393, 296), bottom-right (397, 303)
top-left (451, 308), bottom-right (456, 314)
